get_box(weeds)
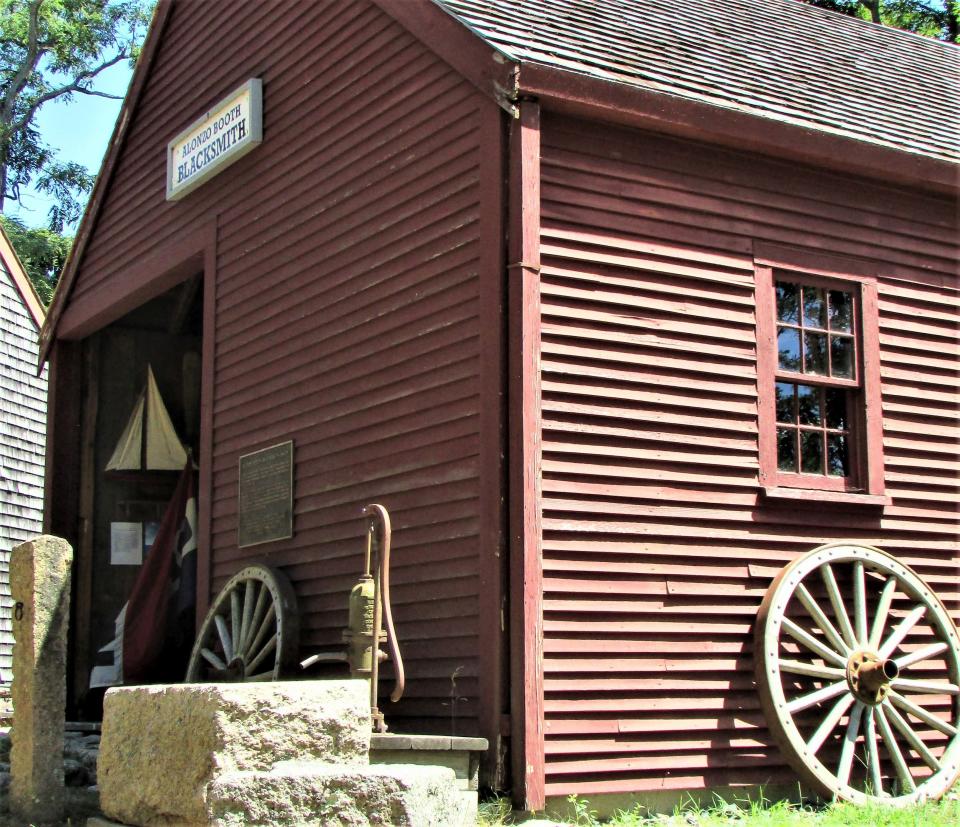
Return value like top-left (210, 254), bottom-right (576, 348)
top-left (477, 796), bottom-right (514, 826)
top-left (477, 786), bottom-right (960, 826)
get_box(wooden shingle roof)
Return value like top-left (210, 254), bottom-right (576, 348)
top-left (435, 0), bottom-right (960, 164)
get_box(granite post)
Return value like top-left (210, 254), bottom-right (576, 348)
top-left (9, 535), bottom-right (73, 824)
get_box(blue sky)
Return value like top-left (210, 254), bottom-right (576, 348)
top-left (9, 60), bottom-right (134, 230)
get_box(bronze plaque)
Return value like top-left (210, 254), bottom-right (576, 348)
top-left (237, 441), bottom-right (293, 548)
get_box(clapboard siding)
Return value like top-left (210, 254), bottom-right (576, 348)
top-left (538, 115), bottom-right (959, 796)
top-left (68, 0), bottom-right (500, 737)
top-left (0, 259), bottom-right (47, 683)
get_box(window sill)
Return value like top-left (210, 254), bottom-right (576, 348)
top-left (762, 486), bottom-right (890, 507)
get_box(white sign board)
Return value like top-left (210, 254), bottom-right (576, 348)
top-left (166, 78), bottom-right (262, 201)
top-left (110, 521), bottom-right (143, 565)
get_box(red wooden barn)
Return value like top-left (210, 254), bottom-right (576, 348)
top-left (40, 0), bottom-right (959, 812)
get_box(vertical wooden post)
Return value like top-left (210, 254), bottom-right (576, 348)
top-left (42, 341), bottom-right (81, 540)
top-left (197, 219), bottom-right (218, 625)
top-left (858, 280), bottom-right (885, 497)
top-left (476, 99), bottom-right (509, 789)
top-left (754, 264), bottom-right (777, 490)
top-left (73, 337), bottom-right (99, 706)
top-left (507, 99), bottom-right (545, 811)
top-left (42, 341), bottom-right (83, 716)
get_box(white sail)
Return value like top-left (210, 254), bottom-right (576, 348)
top-left (105, 365), bottom-right (188, 471)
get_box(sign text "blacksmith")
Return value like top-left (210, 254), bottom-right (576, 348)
top-left (166, 78), bottom-right (263, 201)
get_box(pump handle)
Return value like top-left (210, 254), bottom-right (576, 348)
top-left (362, 504), bottom-right (405, 703)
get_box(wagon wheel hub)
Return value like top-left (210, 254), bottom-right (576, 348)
top-left (846, 650), bottom-right (899, 706)
top-left (208, 656), bottom-right (246, 681)
top-left (226, 655), bottom-right (247, 677)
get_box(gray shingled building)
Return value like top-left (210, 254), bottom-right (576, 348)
top-left (0, 225), bottom-right (48, 683)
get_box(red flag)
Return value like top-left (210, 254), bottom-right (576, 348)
top-left (122, 463), bottom-right (196, 683)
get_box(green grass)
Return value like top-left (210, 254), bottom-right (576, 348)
top-left (477, 789), bottom-right (960, 827)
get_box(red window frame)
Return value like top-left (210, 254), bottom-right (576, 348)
top-left (756, 252), bottom-right (886, 502)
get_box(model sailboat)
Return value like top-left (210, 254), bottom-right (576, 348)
top-left (105, 365), bottom-right (189, 472)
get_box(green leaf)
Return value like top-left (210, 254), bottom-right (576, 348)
top-left (0, 213), bottom-right (72, 304)
top-left (0, 1), bottom-right (153, 229)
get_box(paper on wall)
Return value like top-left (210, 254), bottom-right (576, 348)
top-left (111, 522), bottom-right (143, 565)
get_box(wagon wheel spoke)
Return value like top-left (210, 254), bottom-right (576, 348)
top-left (214, 614), bottom-right (234, 663)
top-left (894, 641), bottom-right (949, 671)
top-left (890, 677), bottom-right (960, 695)
top-left (864, 707), bottom-right (884, 797)
top-left (230, 589), bottom-right (242, 659)
top-left (874, 703), bottom-right (915, 793)
top-left (200, 647), bottom-right (227, 672)
top-left (245, 671), bottom-right (276, 682)
top-left (888, 691), bottom-right (958, 737)
top-left (806, 693), bottom-right (854, 756)
top-left (868, 577), bottom-right (897, 651)
top-left (882, 700), bottom-right (941, 772)
top-left (231, 582), bottom-right (265, 669)
top-left (781, 617), bottom-right (847, 668)
top-left (241, 583), bottom-right (269, 656)
top-left (246, 633), bottom-right (277, 675)
top-left (852, 561), bottom-right (867, 645)
top-left (786, 680), bottom-right (847, 715)
top-left (778, 659), bottom-right (845, 680)
top-left (795, 583), bottom-right (850, 657)
top-left (820, 563), bottom-right (857, 648)
top-left (836, 701), bottom-right (864, 787)
top-left (755, 543), bottom-right (960, 805)
top-left (247, 605), bottom-right (276, 664)
top-left (186, 564), bottom-right (299, 684)
top-left (878, 605), bottom-right (926, 660)
top-left (238, 580), bottom-right (256, 654)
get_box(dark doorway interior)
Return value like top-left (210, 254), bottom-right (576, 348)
top-left (71, 276), bottom-right (203, 718)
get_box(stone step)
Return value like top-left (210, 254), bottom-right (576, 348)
top-left (370, 734), bottom-right (488, 791)
top-left (99, 681), bottom-right (371, 825)
top-left (207, 761), bottom-right (477, 827)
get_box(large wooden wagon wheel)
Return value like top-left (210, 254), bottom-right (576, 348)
top-left (755, 543), bottom-right (960, 804)
top-left (186, 564), bottom-right (299, 682)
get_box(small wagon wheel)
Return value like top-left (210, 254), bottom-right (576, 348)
top-left (186, 564), bottom-right (299, 682)
top-left (755, 543), bottom-right (960, 804)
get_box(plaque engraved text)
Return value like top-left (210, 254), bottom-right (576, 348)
top-left (238, 441), bottom-right (293, 547)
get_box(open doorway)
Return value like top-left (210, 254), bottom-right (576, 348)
top-left (70, 275), bottom-right (203, 718)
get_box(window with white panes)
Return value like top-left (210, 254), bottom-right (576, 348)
top-left (773, 281), bottom-right (858, 479)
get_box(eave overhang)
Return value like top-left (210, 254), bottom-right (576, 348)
top-left (515, 61), bottom-right (958, 197)
top-left (379, 1), bottom-right (957, 197)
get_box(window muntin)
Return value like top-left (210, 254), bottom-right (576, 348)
top-left (775, 381), bottom-right (850, 477)
top-left (775, 282), bottom-right (857, 381)
top-left (773, 279), bottom-right (859, 482)
top-left (755, 251), bottom-right (885, 501)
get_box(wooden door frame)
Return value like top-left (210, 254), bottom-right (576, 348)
top-left (51, 218), bottom-right (218, 702)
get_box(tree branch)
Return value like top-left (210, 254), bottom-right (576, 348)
top-left (859, 0), bottom-right (883, 24)
top-left (1, 0), bottom-right (46, 128)
top-left (75, 89), bottom-right (124, 100)
top-left (9, 51), bottom-right (128, 135)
